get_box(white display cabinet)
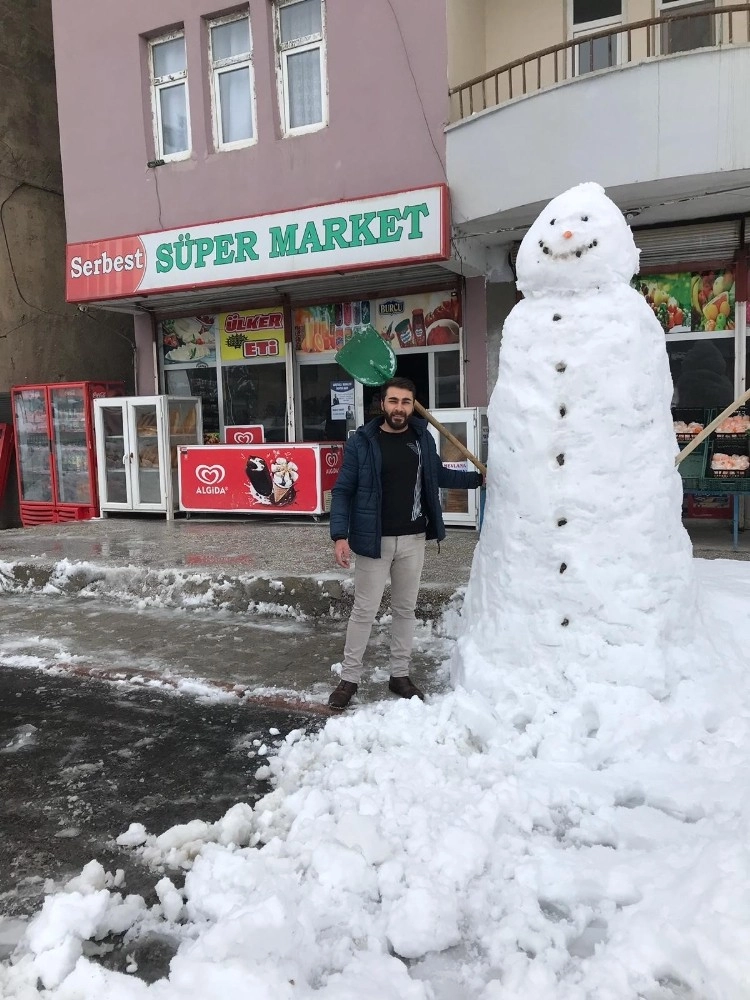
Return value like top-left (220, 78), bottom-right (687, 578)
top-left (428, 407), bottom-right (487, 528)
top-left (93, 395), bottom-right (202, 519)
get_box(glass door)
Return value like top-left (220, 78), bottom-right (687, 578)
top-left (50, 386), bottom-right (92, 506)
top-left (13, 388), bottom-right (53, 503)
top-left (128, 401), bottom-right (166, 509)
top-left (94, 401), bottom-right (131, 508)
top-left (428, 408), bottom-right (480, 527)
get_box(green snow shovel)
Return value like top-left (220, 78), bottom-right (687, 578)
top-left (335, 326), bottom-right (487, 477)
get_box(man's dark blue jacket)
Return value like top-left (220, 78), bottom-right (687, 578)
top-left (330, 416), bottom-right (483, 559)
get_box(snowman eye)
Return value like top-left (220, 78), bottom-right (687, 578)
top-left (550, 218), bottom-right (556, 225)
top-left (581, 215), bottom-right (589, 222)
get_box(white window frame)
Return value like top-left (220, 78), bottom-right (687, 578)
top-left (274, 0), bottom-right (328, 137)
top-left (657, 0), bottom-right (717, 55)
top-left (149, 30), bottom-right (191, 162)
top-left (569, 2), bottom-right (623, 77)
top-left (208, 11), bottom-right (257, 152)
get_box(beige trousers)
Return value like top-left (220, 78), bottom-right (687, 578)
top-left (340, 534), bottom-right (427, 684)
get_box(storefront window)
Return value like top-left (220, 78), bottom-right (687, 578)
top-left (435, 351), bottom-right (461, 407)
top-left (294, 289), bottom-right (462, 429)
top-left (165, 367), bottom-right (220, 442)
top-left (222, 365), bottom-right (287, 442)
top-left (668, 339), bottom-right (735, 410)
top-left (299, 363), bottom-right (353, 441)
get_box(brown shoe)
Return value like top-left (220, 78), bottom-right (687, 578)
top-left (328, 680), bottom-right (357, 709)
top-left (388, 676), bottom-right (425, 701)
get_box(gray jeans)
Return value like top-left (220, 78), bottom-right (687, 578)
top-left (340, 534), bottom-right (427, 684)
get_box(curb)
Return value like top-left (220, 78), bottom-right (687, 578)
top-left (0, 558), bottom-right (460, 620)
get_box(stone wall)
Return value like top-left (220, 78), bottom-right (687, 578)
top-left (0, 0), bottom-right (135, 394)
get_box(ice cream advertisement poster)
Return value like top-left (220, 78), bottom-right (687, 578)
top-left (160, 315), bottom-right (217, 366)
top-left (180, 447), bottom-right (318, 512)
top-left (218, 308), bottom-right (286, 362)
top-left (633, 270), bottom-right (735, 334)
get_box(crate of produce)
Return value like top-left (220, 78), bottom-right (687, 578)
top-left (672, 407), bottom-right (712, 444)
top-left (713, 408), bottom-right (750, 448)
top-left (707, 441), bottom-right (750, 479)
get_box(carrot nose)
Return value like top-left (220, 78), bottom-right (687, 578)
top-left (563, 230), bottom-right (574, 240)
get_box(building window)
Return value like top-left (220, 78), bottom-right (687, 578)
top-left (208, 13), bottom-right (256, 149)
top-left (660, 0), bottom-right (715, 55)
top-left (571, 0), bottom-right (622, 76)
top-left (149, 31), bottom-right (190, 159)
top-left (274, 0), bottom-right (327, 135)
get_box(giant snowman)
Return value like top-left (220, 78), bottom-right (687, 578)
top-left (453, 183), bottom-right (697, 700)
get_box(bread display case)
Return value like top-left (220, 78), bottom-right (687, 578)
top-left (93, 395), bottom-right (202, 519)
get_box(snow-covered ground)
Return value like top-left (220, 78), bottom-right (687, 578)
top-left (0, 556), bottom-right (748, 999)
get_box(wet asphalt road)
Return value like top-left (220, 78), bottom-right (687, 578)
top-left (0, 665), bottom-right (320, 927)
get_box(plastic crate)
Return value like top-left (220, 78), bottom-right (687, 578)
top-left (705, 440), bottom-right (750, 487)
top-left (713, 407), bottom-right (750, 448)
top-left (673, 407), bottom-right (713, 444)
top-left (678, 439), bottom-right (707, 488)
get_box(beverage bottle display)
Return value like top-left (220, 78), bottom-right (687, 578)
top-left (360, 300), bottom-right (371, 324)
top-left (334, 303), bottom-right (344, 327)
top-left (412, 309), bottom-right (427, 347)
top-left (343, 302), bottom-right (352, 326)
top-left (352, 301), bottom-right (361, 326)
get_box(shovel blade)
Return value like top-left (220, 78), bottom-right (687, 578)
top-left (335, 326), bottom-right (397, 387)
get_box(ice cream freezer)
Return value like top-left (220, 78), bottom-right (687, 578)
top-left (178, 442), bottom-right (344, 515)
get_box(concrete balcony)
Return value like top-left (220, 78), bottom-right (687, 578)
top-left (447, 5), bottom-right (750, 239)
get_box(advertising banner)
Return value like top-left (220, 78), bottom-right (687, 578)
top-left (179, 444), bottom-right (343, 514)
top-left (66, 186), bottom-right (448, 303)
top-left (218, 308), bottom-right (286, 362)
top-left (294, 290), bottom-right (461, 355)
top-left (160, 315), bottom-right (217, 366)
top-left (371, 290), bottom-right (461, 350)
top-left (633, 270), bottom-right (735, 333)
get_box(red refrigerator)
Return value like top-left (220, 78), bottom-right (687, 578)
top-left (12, 381), bottom-right (123, 527)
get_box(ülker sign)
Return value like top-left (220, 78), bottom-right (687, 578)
top-left (66, 186), bottom-right (448, 303)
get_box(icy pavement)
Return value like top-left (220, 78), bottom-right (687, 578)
top-left (0, 593), bottom-right (453, 708)
top-left (0, 558), bottom-right (748, 998)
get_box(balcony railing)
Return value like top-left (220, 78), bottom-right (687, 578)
top-left (449, 3), bottom-right (750, 122)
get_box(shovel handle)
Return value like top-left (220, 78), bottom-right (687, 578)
top-left (675, 386), bottom-right (750, 466)
top-left (413, 401), bottom-right (487, 477)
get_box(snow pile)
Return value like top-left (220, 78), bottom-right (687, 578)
top-left (3, 558), bottom-right (750, 999)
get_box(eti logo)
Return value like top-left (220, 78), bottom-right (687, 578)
top-left (195, 465), bottom-right (228, 494)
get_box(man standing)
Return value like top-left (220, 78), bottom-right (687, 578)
top-left (328, 377), bottom-right (483, 709)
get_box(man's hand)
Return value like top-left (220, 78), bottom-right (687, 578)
top-left (334, 539), bottom-right (351, 569)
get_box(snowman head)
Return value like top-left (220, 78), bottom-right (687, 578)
top-left (515, 182), bottom-right (639, 295)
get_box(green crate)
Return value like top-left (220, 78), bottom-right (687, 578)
top-left (678, 439), bottom-right (707, 489)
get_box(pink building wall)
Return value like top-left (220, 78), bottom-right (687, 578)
top-left (51, 0), bottom-right (449, 243)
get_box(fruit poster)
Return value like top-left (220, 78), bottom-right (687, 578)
top-left (633, 270), bottom-right (735, 334)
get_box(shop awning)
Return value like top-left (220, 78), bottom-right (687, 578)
top-left (85, 262), bottom-right (459, 317)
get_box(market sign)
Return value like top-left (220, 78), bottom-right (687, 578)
top-left (66, 185), bottom-right (449, 303)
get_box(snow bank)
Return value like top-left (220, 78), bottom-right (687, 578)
top-left (2, 558), bottom-right (750, 998)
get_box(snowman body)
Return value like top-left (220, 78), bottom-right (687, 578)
top-left (454, 184), bottom-right (696, 695)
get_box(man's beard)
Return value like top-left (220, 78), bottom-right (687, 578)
top-left (383, 411), bottom-right (408, 431)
